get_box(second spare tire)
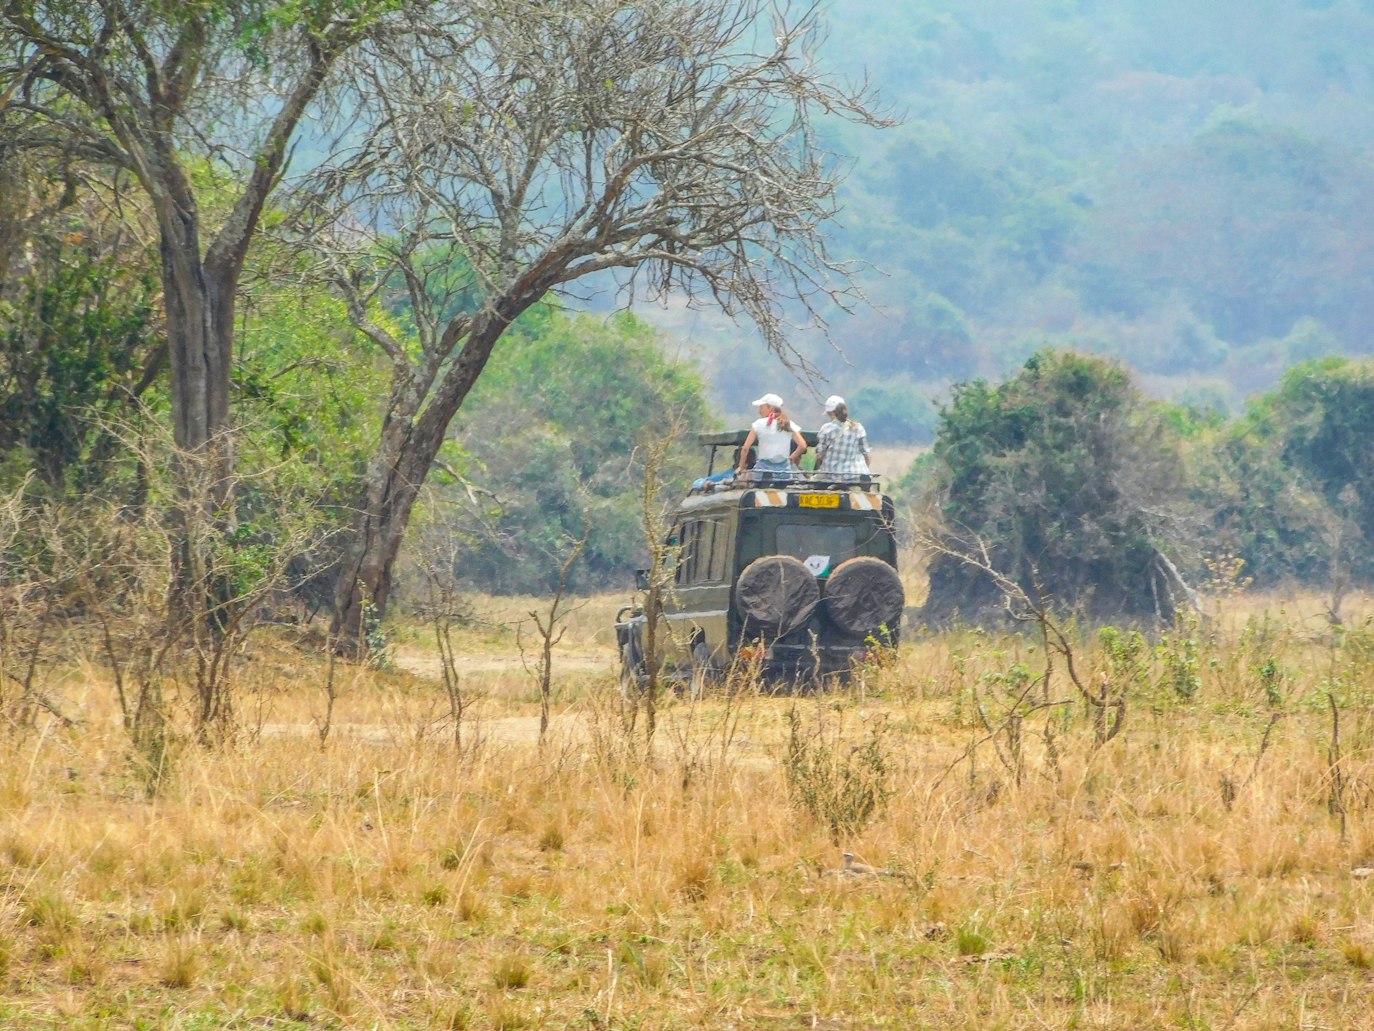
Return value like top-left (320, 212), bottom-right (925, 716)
top-left (823, 556), bottom-right (905, 636)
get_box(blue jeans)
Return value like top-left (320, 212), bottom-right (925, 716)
top-left (752, 458), bottom-right (793, 484)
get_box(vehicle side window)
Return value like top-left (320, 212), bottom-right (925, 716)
top-left (688, 520), bottom-right (708, 583)
top-left (678, 520), bottom-right (697, 584)
top-left (677, 522), bottom-right (692, 584)
top-left (671, 518), bottom-right (729, 585)
top-left (690, 519), bottom-right (722, 584)
top-left (666, 524), bottom-right (684, 580)
top-left (707, 519), bottom-right (730, 582)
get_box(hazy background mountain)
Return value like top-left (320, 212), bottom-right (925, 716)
top-left (628, 0), bottom-right (1374, 438)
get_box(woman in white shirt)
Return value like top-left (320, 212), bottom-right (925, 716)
top-left (736, 392), bottom-right (807, 482)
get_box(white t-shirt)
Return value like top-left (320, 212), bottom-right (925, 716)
top-left (752, 416), bottom-right (801, 464)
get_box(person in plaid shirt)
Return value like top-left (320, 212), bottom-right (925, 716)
top-left (815, 395), bottom-right (871, 481)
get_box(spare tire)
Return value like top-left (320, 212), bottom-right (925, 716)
top-left (824, 557), bottom-right (905, 636)
top-left (734, 555), bottom-right (820, 637)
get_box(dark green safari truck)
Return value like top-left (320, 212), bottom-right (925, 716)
top-left (615, 430), bottom-right (904, 692)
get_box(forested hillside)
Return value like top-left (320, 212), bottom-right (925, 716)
top-left (5, 0), bottom-right (1374, 621)
top-left (692, 0), bottom-right (1374, 437)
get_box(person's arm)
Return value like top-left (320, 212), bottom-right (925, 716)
top-left (790, 429), bottom-right (806, 466)
top-left (736, 430), bottom-right (757, 473)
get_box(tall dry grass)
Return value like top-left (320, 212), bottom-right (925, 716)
top-left (2, 591), bottom-right (1374, 1028)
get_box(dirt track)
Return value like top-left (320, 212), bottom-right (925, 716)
top-left (390, 645), bottom-right (616, 679)
top-left (253, 641), bottom-right (620, 748)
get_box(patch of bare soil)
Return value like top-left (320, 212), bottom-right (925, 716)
top-left (258, 712), bottom-right (570, 747)
top-left (272, 641), bottom-right (619, 748)
top-left (389, 644), bottom-right (615, 678)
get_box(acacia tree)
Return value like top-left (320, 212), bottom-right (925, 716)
top-left (287, 0), bottom-right (889, 650)
top-left (0, 0), bottom-right (396, 616)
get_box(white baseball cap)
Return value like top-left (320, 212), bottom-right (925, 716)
top-left (824, 394), bottom-right (845, 411)
top-left (751, 392), bottom-right (784, 408)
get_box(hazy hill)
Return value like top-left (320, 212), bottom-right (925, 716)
top-left (664, 0), bottom-right (1374, 437)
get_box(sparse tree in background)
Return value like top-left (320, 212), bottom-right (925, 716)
top-left (522, 515), bottom-right (589, 748)
top-left (285, 0), bottom-right (889, 652)
top-left (440, 310), bottom-right (713, 596)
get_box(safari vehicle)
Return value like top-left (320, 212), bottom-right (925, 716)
top-left (615, 430), bottom-right (904, 691)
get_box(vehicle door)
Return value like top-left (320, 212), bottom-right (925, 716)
top-left (661, 514), bottom-right (732, 667)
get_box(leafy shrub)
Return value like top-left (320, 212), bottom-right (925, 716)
top-left (919, 349), bottom-right (1200, 627)
top-left (783, 707), bottom-right (895, 845)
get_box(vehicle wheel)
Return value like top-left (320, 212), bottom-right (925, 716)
top-left (619, 642), bottom-right (643, 701)
top-left (734, 555), bottom-right (820, 638)
top-left (823, 557), bottom-right (905, 637)
top-left (687, 638), bottom-right (714, 700)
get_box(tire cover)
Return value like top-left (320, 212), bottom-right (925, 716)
top-left (734, 555), bottom-right (820, 637)
top-left (824, 557), bottom-right (905, 635)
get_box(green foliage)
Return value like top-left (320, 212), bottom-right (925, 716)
top-left (920, 349), bottom-right (1197, 625)
top-left (1098, 626), bottom-right (1150, 694)
top-left (433, 309), bottom-right (715, 595)
top-left (1156, 616), bottom-right (1202, 701)
top-left (1256, 659), bottom-right (1285, 708)
top-left (226, 236), bottom-right (390, 612)
top-left (0, 238), bottom-right (160, 489)
top-left (234, 281), bottom-right (381, 492)
top-left (1208, 357), bottom-right (1374, 586)
top-left (1156, 395), bottom-right (1230, 438)
top-left (1269, 359), bottom-right (1374, 540)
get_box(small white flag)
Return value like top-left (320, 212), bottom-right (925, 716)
top-left (804, 555), bottom-right (830, 577)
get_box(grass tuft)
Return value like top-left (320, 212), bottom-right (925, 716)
top-left (492, 954), bottom-right (531, 990)
top-left (159, 936), bottom-right (201, 989)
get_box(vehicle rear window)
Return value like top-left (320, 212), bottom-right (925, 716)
top-left (736, 511), bottom-right (895, 577)
top-left (775, 522), bottom-right (860, 575)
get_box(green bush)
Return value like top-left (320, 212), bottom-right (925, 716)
top-left (919, 349), bottom-right (1199, 626)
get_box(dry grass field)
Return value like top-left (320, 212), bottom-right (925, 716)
top-left (4, 588), bottom-right (1374, 1029)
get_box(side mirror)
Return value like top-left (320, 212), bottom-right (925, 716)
top-left (635, 568), bottom-right (650, 591)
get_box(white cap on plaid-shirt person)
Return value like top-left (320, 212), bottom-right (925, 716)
top-left (816, 395), bottom-right (870, 477)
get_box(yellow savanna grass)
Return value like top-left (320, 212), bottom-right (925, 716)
top-left (2, 591), bottom-right (1374, 1028)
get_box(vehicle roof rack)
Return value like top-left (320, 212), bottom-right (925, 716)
top-left (696, 430), bottom-right (820, 448)
top-left (690, 431), bottom-right (882, 497)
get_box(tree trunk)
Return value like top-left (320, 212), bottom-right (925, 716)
top-left (156, 192), bottom-right (239, 639)
top-left (162, 231), bottom-right (235, 465)
top-left (328, 401), bottom-right (436, 652)
top-left (331, 310), bottom-right (530, 654)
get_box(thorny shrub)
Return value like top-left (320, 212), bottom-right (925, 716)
top-left (782, 703), bottom-right (895, 845)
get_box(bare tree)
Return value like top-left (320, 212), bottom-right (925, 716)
top-left (921, 527), bottom-right (1126, 760)
top-left (285, 0), bottom-right (891, 651)
top-left (521, 516), bottom-right (590, 747)
top-left (415, 528), bottom-right (474, 750)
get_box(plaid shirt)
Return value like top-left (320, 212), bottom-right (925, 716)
top-left (817, 419), bottom-right (869, 475)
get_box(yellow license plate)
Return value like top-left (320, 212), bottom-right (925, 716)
top-left (798, 493), bottom-right (839, 508)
